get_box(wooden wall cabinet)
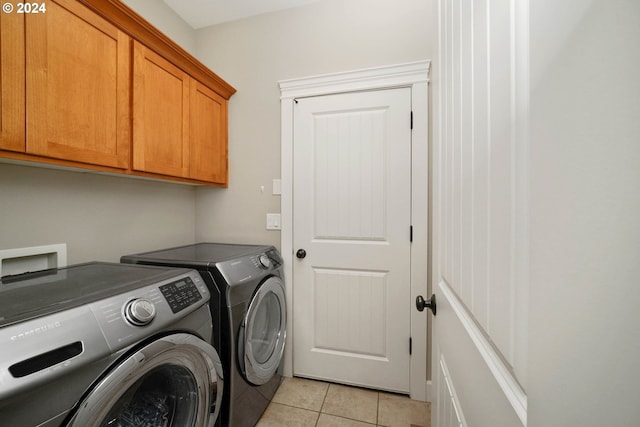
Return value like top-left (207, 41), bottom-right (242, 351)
top-left (27, 0), bottom-right (130, 169)
top-left (132, 42), bottom-right (228, 185)
top-left (0, 0), bottom-right (235, 186)
top-left (132, 42), bottom-right (190, 178)
top-left (0, 12), bottom-right (25, 152)
top-left (189, 80), bottom-right (228, 184)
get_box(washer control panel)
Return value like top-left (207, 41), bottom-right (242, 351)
top-left (159, 277), bottom-right (202, 313)
top-left (90, 270), bottom-right (209, 351)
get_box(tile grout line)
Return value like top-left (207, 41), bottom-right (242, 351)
top-left (271, 401), bottom-right (319, 412)
top-left (314, 383), bottom-right (330, 426)
top-left (376, 391), bottom-right (380, 426)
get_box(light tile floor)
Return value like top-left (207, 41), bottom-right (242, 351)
top-left (257, 377), bottom-right (431, 427)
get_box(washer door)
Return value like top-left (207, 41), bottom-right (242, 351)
top-left (240, 276), bottom-right (286, 385)
top-left (65, 333), bottom-right (223, 427)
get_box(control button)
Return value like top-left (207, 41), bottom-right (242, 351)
top-left (124, 298), bottom-right (156, 326)
top-left (258, 254), bottom-right (272, 269)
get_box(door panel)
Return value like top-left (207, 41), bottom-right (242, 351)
top-left (313, 268), bottom-right (386, 357)
top-left (436, 355), bottom-right (465, 427)
top-left (132, 41), bottom-right (189, 178)
top-left (26, 0), bottom-right (130, 168)
top-left (0, 13), bottom-right (25, 152)
top-left (293, 88), bottom-right (412, 392)
top-left (433, 0), bottom-right (528, 425)
top-left (435, 286), bottom-right (522, 427)
top-left (190, 80), bottom-right (228, 184)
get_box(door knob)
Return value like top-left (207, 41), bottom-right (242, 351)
top-left (296, 249), bottom-right (307, 259)
top-left (416, 294), bottom-right (436, 316)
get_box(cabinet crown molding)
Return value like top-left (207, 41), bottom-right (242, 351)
top-left (80, 0), bottom-right (236, 99)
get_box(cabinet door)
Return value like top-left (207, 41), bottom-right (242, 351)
top-left (190, 80), bottom-right (228, 185)
top-left (26, 0), bottom-right (130, 169)
top-left (0, 13), bottom-right (25, 152)
top-left (132, 41), bottom-right (190, 178)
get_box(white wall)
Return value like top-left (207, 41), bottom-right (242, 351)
top-left (529, 0), bottom-right (640, 425)
top-left (0, 164), bottom-right (196, 263)
top-left (120, 0), bottom-right (197, 55)
top-left (0, 1), bottom-right (199, 265)
top-left (1, 0), bottom-right (432, 261)
top-left (193, 0), bottom-right (433, 248)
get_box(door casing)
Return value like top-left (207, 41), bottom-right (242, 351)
top-left (279, 60), bottom-right (431, 400)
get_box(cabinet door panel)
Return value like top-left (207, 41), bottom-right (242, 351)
top-left (132, 42), bottom-right (190, 178)
top-left (26, 0), bottom-right (130, 168)
top-left (190, 80), bottom-right (228, 184)
top-left (0, 13), bottom-right (25, 152)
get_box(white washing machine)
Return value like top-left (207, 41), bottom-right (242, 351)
top-left (0, 262), bottom-right (224, 427)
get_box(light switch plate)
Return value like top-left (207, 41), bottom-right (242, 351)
top-left (266, 213), bottom-right (281, 230)
top-left (272, 179), bottom-right (282, 195)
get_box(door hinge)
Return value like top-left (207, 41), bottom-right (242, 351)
top-left (410, 111), bottom-right (413, 129)
top-left (410, 225), bottom-right (413, 242)
top-left (409, 337), bottom-right (412, 355)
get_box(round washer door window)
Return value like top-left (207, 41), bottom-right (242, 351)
top-left (65, 333), bottom-right (223, 427)
top-left (102, 364), bottom-right (198, 426)
top-left (242, 276), bottom-right (286, 385)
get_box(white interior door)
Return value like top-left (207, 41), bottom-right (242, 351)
top-left (431, 0), bottom-right (529, 426)
top-left (292, 88), bottom-right (412, 393)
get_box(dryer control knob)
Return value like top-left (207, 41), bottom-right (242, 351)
top-left (258, 254), bottom-right (272, 269)
top-left (124, 298), bottom-right (156, 326)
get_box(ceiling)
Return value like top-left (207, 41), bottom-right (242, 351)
top-left (163, 0), bottom-right (321, 29)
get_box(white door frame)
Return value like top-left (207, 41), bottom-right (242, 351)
top-left (279, 60), bottom-right (431, 401)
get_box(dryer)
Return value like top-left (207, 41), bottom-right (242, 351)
top-left (122, 243), bottom-right (287, 427)
top-left (0, 262), bottom-right (223, 427)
